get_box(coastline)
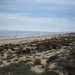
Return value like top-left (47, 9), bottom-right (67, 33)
top-left (0, 34), bottom-right (61, 45)
top-left (0, 30), bottom-right (64, 40)
top-left (0, 33), bottom-right (75, 75)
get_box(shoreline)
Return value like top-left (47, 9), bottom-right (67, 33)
top-left (0, 34), bottom-right (61, 45)
top-left (0, 33), bottom-right (61, 40)
top-left (0, 33), bottom-right (75, 75)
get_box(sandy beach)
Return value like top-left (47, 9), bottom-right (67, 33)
top-left (0, 33), bottom-right (75, 75)
top-left (0, 34), bottom-right (60, 45)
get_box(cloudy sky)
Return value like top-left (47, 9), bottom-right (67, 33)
top-left (0, 0), bottom-right (75, 32)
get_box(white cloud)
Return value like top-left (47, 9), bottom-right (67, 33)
top-left (0, 0), bottom-right (75, 32)
top-left (0, 13), bottom-right (75, 32)
top-left (0, 13), bottom-right (74, 26)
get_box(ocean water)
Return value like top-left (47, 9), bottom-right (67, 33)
top-left (0, 30), bottom-right (62, 39)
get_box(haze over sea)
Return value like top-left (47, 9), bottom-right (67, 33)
top-left (0, 30), bottom-right (63, 39)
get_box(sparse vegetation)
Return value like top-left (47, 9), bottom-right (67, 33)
top-left (46, 55), bottom-right (58, 63)
top-left (34, 58), bottom-right (41, 65)
top-left (57, 59), bottom-right (75, 75)
top-left (23, 48), bottom-right (31, 54)
top-left (42, 71), bottom-right (59, 75)
top-left (0, 33), bottom-right (75, 75)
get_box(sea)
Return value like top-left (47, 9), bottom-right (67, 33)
top-left (0, 30), bottom-right (63, 39)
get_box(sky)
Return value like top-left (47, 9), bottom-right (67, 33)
top-left (0, 0), bottom-right (75, 32)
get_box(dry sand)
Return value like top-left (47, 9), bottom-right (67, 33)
top-left (0, 34), bottom-right (60, 45)
top-left (0, 34), bottom-right (67, 74)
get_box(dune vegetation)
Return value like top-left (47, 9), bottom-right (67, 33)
top-left (0, 33), bottom-right (75, 75)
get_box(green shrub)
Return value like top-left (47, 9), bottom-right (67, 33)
top-left (6, 55), bottom-right (15, 60)
top-left (16, 50), bottom-right (21, 55)
top-left (70, 49), bottom-right (75, 56)
top-left (57, 59), bottom-right (75, 75)
top-left (42, 71), bottom-right (59, 75)
top-left (0, 61), bottom-right (31, 75)
top-left (34, 58), bottom-right (41, 65)
top-left (7, 60), bottom-right (11, 62)
top-left (46, 55), bottom-right (58, 63)
top-left (3, 44), bottom-right (9, 49)
top-left (0, 47), bottom-right (4, 53)
top-left (22, 48), bottom-right (31, 54)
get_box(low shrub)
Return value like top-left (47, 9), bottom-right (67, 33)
top-left (0, 47), bottom-right (4, 53)
top-left (70, 49), bottom-right (75, 56)
top-left (42, 71), bottom-right (59, 75)
top-left (6, 55), bottom-right (15, 60)
top-left (34, 58), bottom-right (41, 65)
top-left (16, 50), bottom-right (21, 55)
top-left (22, 48), bottom-right (31, 54)
top-left (46, 55), bottom-right (58, 63)
top-left (57, 59), bottom-right (75, 75)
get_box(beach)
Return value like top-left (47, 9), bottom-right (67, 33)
top-left (0, 33), bottom-right (75, 75)
top-left (0, 34), bottom-right (60, 45)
